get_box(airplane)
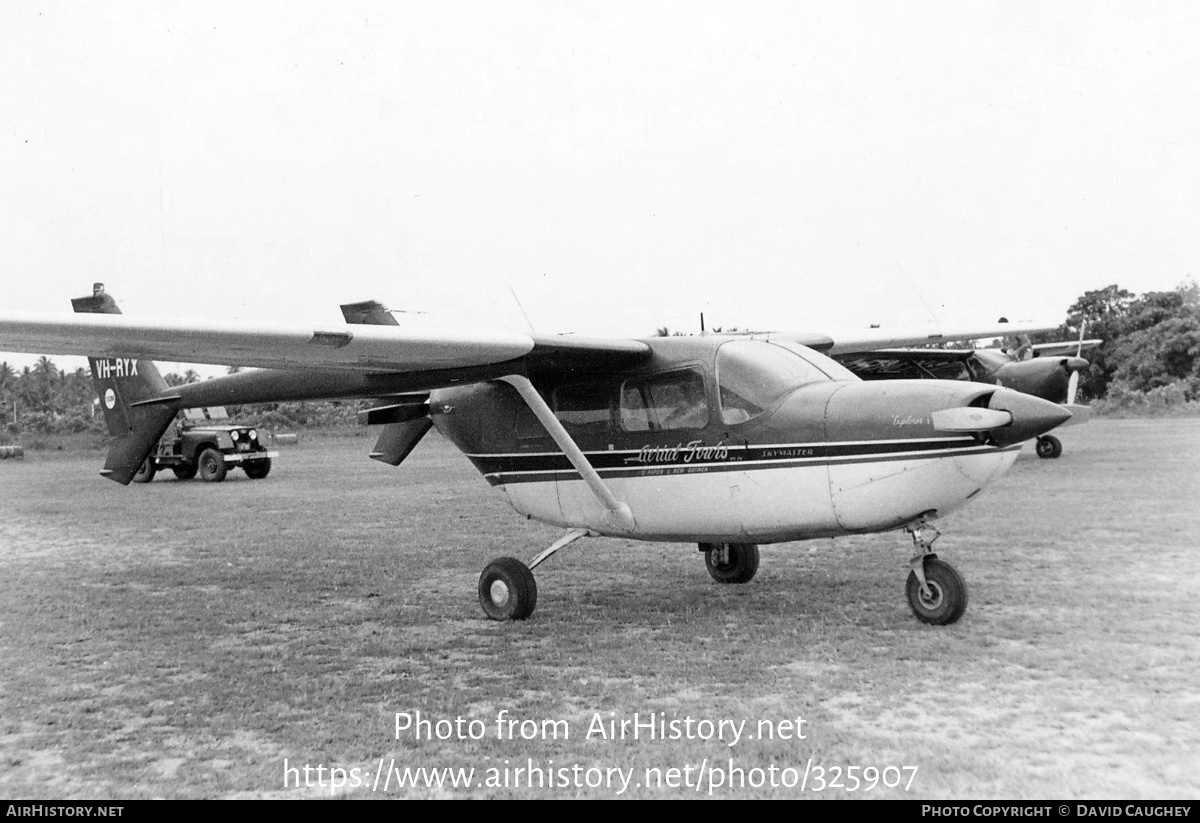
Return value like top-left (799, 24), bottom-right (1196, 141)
top-left (0, 284), bottom-right (1071, 626)
top-left (833, 329), bottom-right (1100, 459)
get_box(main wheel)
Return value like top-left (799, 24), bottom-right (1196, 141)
top-left (478, 557), bottom-right (538, 620)
top-left (197, 448), bottom-right (228, 482)
top-left (1035, 435), bottom-right (1062, 459)
top-left (172, 464), bottom-right (198, 480)
top-left (243, 459), bottom-right (272, 479)
top-left (906, 558), bottom-right (968, 625)
top-left (702, 542), bottom-right (760, 584)
top-left (132, 459), bottom-right (157, 483)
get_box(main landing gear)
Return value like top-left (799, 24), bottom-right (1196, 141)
top-left (1035, 434), bottom-right (1063, 459)
top-left (699, 543), bottom-right (760, 584)
top-left (478, 535), bottom-right (763, 620)
top-left (478, 557), bottom-right (538, 621)
top-left (904, 517), bottom-right (968, 625)
top-left (478, 528), bottom-right (591, 621)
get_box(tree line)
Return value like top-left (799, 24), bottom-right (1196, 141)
top-left (0, 361), bottom-right (365, 441)
top-left (3, 279), bottom-right (1197, 440)
top-left (1037, 280), bottom-right (1199, 404)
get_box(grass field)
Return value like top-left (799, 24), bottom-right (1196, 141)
top-left (1, 420), bottom-right (1198, 799)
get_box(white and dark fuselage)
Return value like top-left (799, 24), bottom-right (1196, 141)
top-left (431, 336), bottom-right (1062, 544)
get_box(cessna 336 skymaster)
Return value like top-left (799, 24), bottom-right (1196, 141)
top-left (0, 285), bottom-right (1070, 625)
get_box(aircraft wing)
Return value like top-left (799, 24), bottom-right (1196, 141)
top-left (1029, 339), bottom-right (1103, 357)
top-left (833, 348), bottom-right (977, 381)
top-left (0, 312), bottom-right (649, 375)
top-left (771, 321), bottom-right (1058, 355)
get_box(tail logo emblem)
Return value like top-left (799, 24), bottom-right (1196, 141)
top-left (104, 388), bottom-right (116, 409)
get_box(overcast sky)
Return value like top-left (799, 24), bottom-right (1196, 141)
top-left (3, 1), bottom-right (1198, 371)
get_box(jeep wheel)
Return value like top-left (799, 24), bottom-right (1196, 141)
top-left (132, 459), bottom-right (157, 484)
top-left (172, 464), bottom-right (198, 480)
top-left (243, 459), bottom-right (271, 480)
top-left (198, 448), bottom-right (228, 482)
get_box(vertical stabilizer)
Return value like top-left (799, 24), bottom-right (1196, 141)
top-left (71, 283), bottom-right (179, 484)
top-left (341, 299), bottom-right (431, 464)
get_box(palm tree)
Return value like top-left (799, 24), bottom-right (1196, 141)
top-left (31, 356), bottom-right (59, 410)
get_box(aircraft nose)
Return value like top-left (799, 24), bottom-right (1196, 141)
top-left (986, 387), bottom-right (1072, 447)
top-left (1065, 356), bottom-right (1089, 372)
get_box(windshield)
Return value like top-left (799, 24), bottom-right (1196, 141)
top-left (716, 339), bottom-right (853, 424)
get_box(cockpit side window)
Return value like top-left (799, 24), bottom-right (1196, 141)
top-left (553, 381), bottom-right (615, 435)
top-left (619, 369), bottom-right (709, 431)
top-left (716, 339), bottom-right (845, 425)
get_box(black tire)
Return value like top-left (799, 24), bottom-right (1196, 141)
top-left (243, 458), bottom-right (271, 479)
top-left (172, 464), bottom-right (198, 481)
top-left (197, 448), bottom-right (228, 482)
top-left (702, 542), bottom-right (760, 584)
top-left (906, 558), bottom-right (968, 625)
top-left (1035, 435), bottom-right (1062, 459)
top-left (478, 557), bottom-right (538, 620)
top-left (132, 459), bottom-right (157, 484)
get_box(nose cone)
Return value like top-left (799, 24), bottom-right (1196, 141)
top-left (997, 357), bottom-right (1088, 403)
top-left (986, 387), bottom-right (1072, 447)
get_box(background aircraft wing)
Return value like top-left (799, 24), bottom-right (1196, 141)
top-left (1029, 339), bottom-right (1103, 357)
top-left (833, 348), bottom-right (977, 381)
top-left (769, 321), bottom-right (1058, 355)
top-left (0, 312), bottom-right (649, 375)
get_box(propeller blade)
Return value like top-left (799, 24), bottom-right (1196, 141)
top-left (1067, 370), bottom-right (1079, 406)
top-left (931, 406), bottom-right (1013, 432)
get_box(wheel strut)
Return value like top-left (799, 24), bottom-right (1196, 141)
top-left (904, 515), bottom-right (942, 601)
top-left (529, 528), bottom-right (592, 571)
top-left (479, 528), bottom-right (596, 620)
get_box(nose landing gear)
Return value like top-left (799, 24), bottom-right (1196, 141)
top-left (904, 517), bottom-right (968, 625)
top-left (1035, 435), bottom-right (1063, 459)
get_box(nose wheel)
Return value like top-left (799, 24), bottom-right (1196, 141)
top-left (905, 557), bottom-right (968, 625)
top-left (904, 516), bottom-right (968, 625)
top-left (1035, 435), bottom-right (1062, 459)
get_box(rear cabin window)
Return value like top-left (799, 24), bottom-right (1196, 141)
top-left (716, 339), bottom-right (849, 425)
top-left (619, 370), bottom-right (709, 431)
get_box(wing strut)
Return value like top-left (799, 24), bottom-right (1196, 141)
top-left (498, 375), bottom-right (636, 532)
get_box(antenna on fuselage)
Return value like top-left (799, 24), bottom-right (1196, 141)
top-left (510, 288), bottom-right (536, 333)
top-left (893, 262), bottom-right (941, 326)
top-left (700, 312), bottom-right (705, 334)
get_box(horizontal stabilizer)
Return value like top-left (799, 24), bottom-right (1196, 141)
top-left (931, 406), bottom-right (1013, 433)
top-left (357, 399), bottom-right (430, 426)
